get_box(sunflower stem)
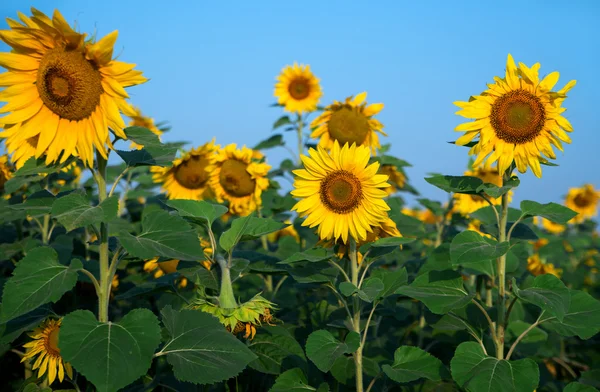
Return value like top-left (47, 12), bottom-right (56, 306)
top-left (216, 255), bottom-right (238, 309)
top-left (349, 238), bottom-right (364, 392)
top-left (95, 152), bottom-right (110, 323)
top-left (495, 172), bottom-right (510, 359)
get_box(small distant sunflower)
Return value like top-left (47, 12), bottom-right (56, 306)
top-left (454, 54), bottom-right (576, 178)
top-left (564, 184), bottom-right (599, 223)
top-left (531, 238), bottom-right (549, 252)
top-left (401, 207), bottom-right (439, 225)
top-left (534, 216), bottom-right (566, 235)
top-left (378, 164), bottom-right (406, 196)
top-left (0, 154), bottom-right (13, 193)
top-left (21, 318), bottom-right (73, 385)
top-left (291, 142), bottom-right (390, 243)
top-left (208, 144), bottom-right (271, 216)
top-left (143, 258), bottom-right (189, 288)
top-left (527, 253), bottom-right (562, 278)
top-left (466, 220), bottom-right (493, 239)
top-left (453, 167), bottom-right (511, 216)
top-left (125, 106), bottom-right (162, 149)
top-left (0, 8), bottom-right (146, 168)
top-left (267, 219), bottom-right (300, 243)
top-left (311, 92), bottom-right (385, 155)
top-left (274, 62), bottom-right (322, 113)
top-left (152, 140), bottom-right (218, 200)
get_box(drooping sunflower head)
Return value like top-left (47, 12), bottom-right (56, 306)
top-left (453, 167), bottom-right (512, 216)
top-left (207, 144), bottom-right (271, 216)
top-left (0, 8), bottom-right (146, 168)
top-left (152, 140), bottom-right (218, 201)
top-left (378, 164), bottom-right (406, 196)
top-left (311, 92), bottom-right (386, 155)
top-left (21, 318), bottom-right (73, 385)
top-left (454, 54), bottom-right (576, 178)
top-left (274, 62), bottom-right (322, 113)
top-left (291, 142), bottom-right (391, 244)
top-left (527, 253), bottom-right (562, 278)
top-left (534, 216), bottom-right (566, 235)
top-left (565, 184), bottom-right (600, 224)
top-left (125, 106), bottom-right (163, 149)
top-left (0, 154), bottom-right (13, 193)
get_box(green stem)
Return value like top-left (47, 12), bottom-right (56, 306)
top-left (216, 256), bottom-right (238, 308)
top-left (495, 173), bottom-right (510, 359)
top-left (95, 152), bottom-right (110, 323)
top-left (41, 215), bottom-right (50, 244)
top-left (349, 239), bottom-right (364, 392)
top-left (485, 277), bottom-right (493, 308)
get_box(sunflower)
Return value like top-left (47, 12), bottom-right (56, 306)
top-left (534, 216), bottom-right (566, 235)
top-left (311, 92), bottom-right (385, 155)
top-left (564, 184), bottom-right (599, 223)
top-left (274, 62), bottom-right (322, 113)
top-left (0, 8), bottom-right (146, 168)
top-left (401, 207), bottom-right (440, 225)
top-left (291, 142), bottom-right (390, 243)
top-left (267, 219), bottom-right (300, 243)
top-left (527, 253), bottom-right (562, 278)
top-left (466, 220), bottom-right (493, 239)
top-left (152, 140), bottom-right (218, 200)
top-left (143, 257), bottom-right (189, 288)
top-left (454, 54), bottom-right (576, 178)
top-left (207, 144), bottom-right (271, 216)
top-left (378, 164), bottom-right (406, 196)
top-left (0, 154), bottom-right (12, 193)
top-left (125, 105), bottom-right (162, 149)
top-left (21, 318), bottom-right (73, 385)
top-left (453, 167), bottom-right (512, 216)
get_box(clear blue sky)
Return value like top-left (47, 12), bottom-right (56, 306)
top-left (1, 0), bottom-right (598, 205)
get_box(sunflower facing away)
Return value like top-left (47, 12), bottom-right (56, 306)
top-left (378, 164), bottom-right (406, 196)
top-left (453, 167), bottom-right (512, 216)
top-left (565, 184), bottom-right (600, 223)
top-left (0, 154), bottom-right (12, 193)
top-left (291, 142), bottom-right (391, 243)
top-left (274, 62), bottom-right (322, 113)
top-left (207, 144), bottom-right (271, 216)
top-left (0, 8), bottom-right (146, 168)
top-left (125, 105), bottom-right (163, 149)
top-left (454, 54), bottom-right (576, 178)
top-left (21, 318), bottom-right (73, 385)
top-left (311, 92), bottom-right (386, 155)
top-left (152, 140), bottom-right (218, 200)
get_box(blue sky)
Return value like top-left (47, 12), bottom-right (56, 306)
top-left (1, 0), bottom-right (598, 206)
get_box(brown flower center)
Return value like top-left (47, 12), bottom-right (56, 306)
top-left (37, 48), bottom-right (103, 121)
top-left (490, 89), bottom-right (546, 144)
top-left (46, 327), bottom-right (61, 356)
top-left (328, 107), bottom-right (370, 146)
top-left (174, 156), bottom-right (210, 189)
top-left (219, 159), bottom-right (255, 197)
top-left (0, 170), bottom-right (6, 193)
top-left (320, 170), bottom-right (363, 214)
top-left (288, 78), bottom-right (311, 100)
top-left (573, 193), bottom-right (592, 208)
top-left (158, 259), bottom-right (180, 274)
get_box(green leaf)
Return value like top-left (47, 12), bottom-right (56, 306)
top-left (270, 368), bottom-right (316, 392)
top-left (158, 306), bottom-right (256, 384)
top-left (382, 346), bottom-right (444, 383)
top-left (476, 176), bottom-right (520, 198)
top-left (371, 267), bottom-right (408, 298)
top-left (0, 247), bottom-right (81, 322)
top-left (470, 206), bottom-right (522, 225)
top-left (280, 248), bottom-right (333, 264)
top-left (520, 200), bottom-right (578, 224)
top-left (564, 382), bottom-right (599, 392)
top-left (369, 237), bottom-right (415, 247)
top-left (248, 326), bottom-right (306, 375)
top-left (254, 134), bottom-right (285, 150)
top-left (544, 289), bottom-right (600, 339)
top-left (425, 175), bottom-right (482, 194)
top-left (306, 330), bottom-right (360, 372)
top-left (166, 199), bottom-right (228, 225)
top-left (285, 261), bottom-right (338, 284)
top-left (506, 321), bottom-right (548, 344)
top-left (11, 156), bottom-right (76, 177)
top-left (117, 209), bottom-right (205, 260)
top-left (51, 192), bottom-right (118, 232)
top-left (450, 342), bottom-right (539, 392)
top-left (396, 270), bottom-right (474, 314)
top-left (220, 216), bottom-right (287, 253)
top-left (450, 230), bottom-right (509, 276)
top-left (59, 309), bottom-right (161, 392)
top-left (273, 115), bottom-right (292, 130)
top-left (512, 274), bottom-right (570, 322)
top-left (8, 190), bottom-right (55, 217)
top-left (339, 278), bottom-right (384, 303)
top-left (339, 282), bottom-right (358, 297)
top-left (115, 126), bottom-right (178, 167)
top-left (0, 306), bottom-right (51, 346)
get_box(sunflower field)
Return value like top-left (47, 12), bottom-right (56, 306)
top-left (1, 7), bottom-right (600, 392)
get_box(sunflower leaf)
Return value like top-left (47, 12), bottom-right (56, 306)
top-left (8, 190), bottom-right (55, 218)
top-left (382, 346), bottom-right (445, 383)
top-left (520, 200), bottom-right (578, 224)
top-left (273, 115), bottom-right (292, 130)
top-left (450, 230), bottom-right (510, 276)
top-left (220, 216), bottom-right (288, 253)
top-left (269, 368), bottom-right (317, 392)
top-left (512, 274), bottom-right (570, 322)
top-left (165, 199), bottom-right (228, 225)
top-left (424, 175), bottom-right (483, 194)
top-left (115, 126), bottom-right (178, 167)
top-left (543, 289), bottom-right (600, 339)
top-left (51, 192), bottom-right (118, 231)
top-left (254, 134), bottom-right (285, 150)
top-left (306, 330), bottom-right (360, 372)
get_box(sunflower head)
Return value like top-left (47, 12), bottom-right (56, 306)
top-left (452, 167), bottom-right (512, 216)
top-left (143, 257), bottom-right (189, 288)
top-left (378, 164), bottom-right (406, 196)
top-left (534, 216), bottom-right (566, 235)
top-left (401, 207), bottom-right (440, 225)
top-left (565, 184), bottom-right (600, 223)
top-left (0, 8), bottom-right (146, 168)
top-left (21, 318), bottom-right (73, 385)
top-left (311, 92), bottom-right (386, 155)
top-left (207, 144), bottom-right (271, 216)
top-left (125, 106), bottom-right (163, 149)
top-left (454, 54), bottom-right (576, 178)
top-left (267, 219), bottom-right (300, 243)
top-left (292, 142), bottom-right (391, 244)
top-left (0, 155), bottom-right (13, 193)
top-left (274, 62), bottom-right (322, 113)
top-left (527, 253), bottom-right (562, 278)
top-left (152, 140), bottom-right (218, 201)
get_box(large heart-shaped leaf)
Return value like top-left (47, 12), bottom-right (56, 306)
top-left (383, 346), bottom-right (444, 383)
top-left (165, 199), bottom-right (228, 225)
top-left (305, 330), bottom-right (360, 373)
top-left (248, 326), bottom-right (306, 375)
top-left (520, 200), bottom-right (577, 224)
top-left (450, 230), bottom-right (509, 276)
top-left (220, 215), bottom-right (287, 253)
top-left (512, 274), bottom-right (570, 322)
top-left (543, 289), bottom-right (600, 339)
top-left (52, 192), bottom-right (118, 232)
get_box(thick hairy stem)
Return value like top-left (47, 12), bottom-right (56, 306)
top-left (95, 152), bottom-right (110, 323)
top-left (495, 173), bottom-right (510, 359)
top-left (349, 239), bottom-right (364, 392)
top-left (216, 255), bottom-right (238, 308)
